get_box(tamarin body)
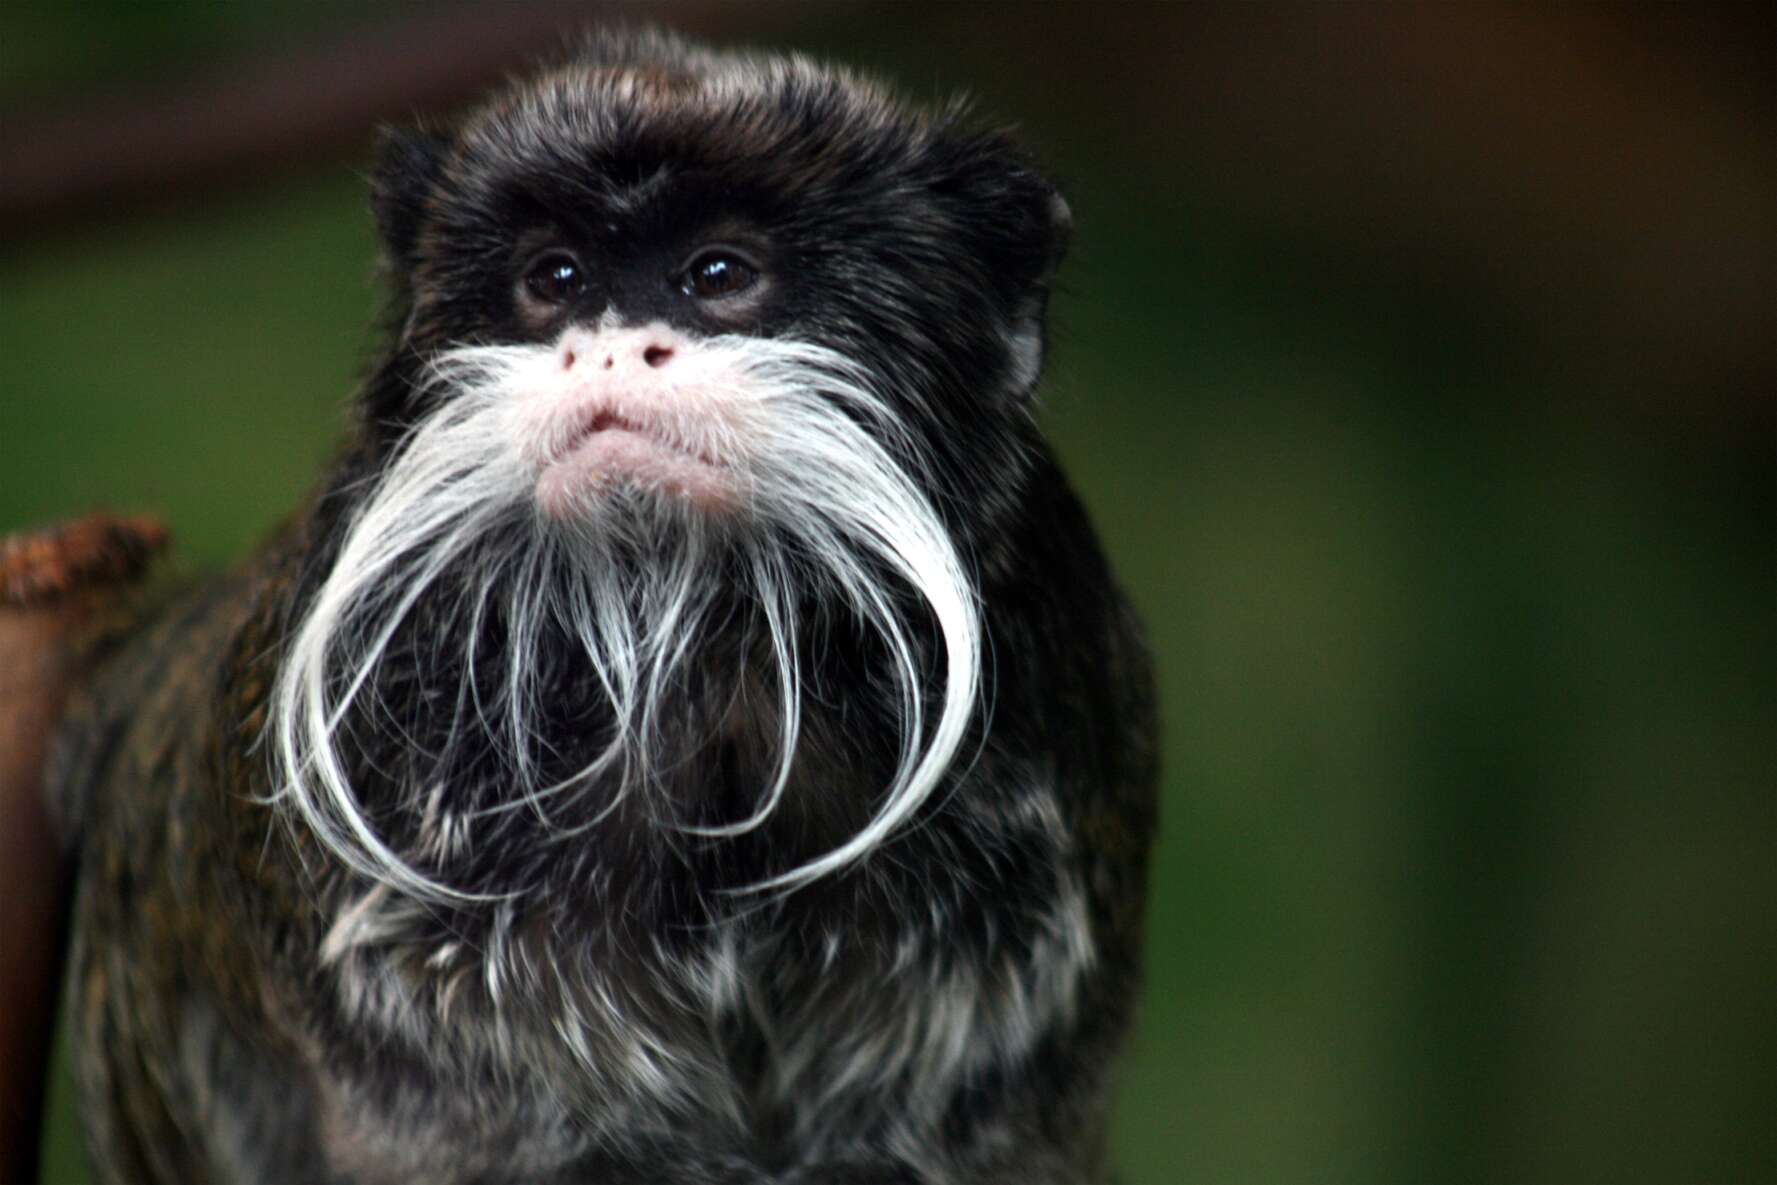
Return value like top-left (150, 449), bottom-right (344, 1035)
top-left (31, 29), bottom-right (1156, 1185)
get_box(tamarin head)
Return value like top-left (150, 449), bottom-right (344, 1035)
top-left (268, 28), bottom-right (1075, 903)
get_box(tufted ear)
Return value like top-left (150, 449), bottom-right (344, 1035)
top-left (370, 123), bottom-right (454, 271)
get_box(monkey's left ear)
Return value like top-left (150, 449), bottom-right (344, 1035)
top-left (966, 153), bottom-right (1070, 402)
top-left (927, 120), bottom-right (1074, 399)
top-left (1005, 186), bottom-right (1072, 400)
top-left (1035, 188), bottom-right (1074, 282)
top-left (370, 122), bottom-right (455, 272)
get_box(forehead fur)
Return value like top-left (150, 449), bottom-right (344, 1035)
top-left (449, 29), bottom-right (953, 200)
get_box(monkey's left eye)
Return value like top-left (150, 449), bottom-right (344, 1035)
top-left (523, 252), bottom-right (587, 304)
top-left (680, 252), bottom-right (759, 301)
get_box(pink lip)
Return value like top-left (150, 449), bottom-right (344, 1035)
top-left (535, 406), bottom-right (733, 516)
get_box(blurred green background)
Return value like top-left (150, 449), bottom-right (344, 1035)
top-left (4, 4), bottom-right (1772, 1183)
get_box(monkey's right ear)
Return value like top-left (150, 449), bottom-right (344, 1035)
top-left (370, 123), bottom-right (454, 269)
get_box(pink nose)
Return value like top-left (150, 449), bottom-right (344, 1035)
top-left (559, 326), bottom-right (679, 373)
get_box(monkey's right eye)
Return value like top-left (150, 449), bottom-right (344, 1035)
top-left (522, 252), bottom-right (587, 304)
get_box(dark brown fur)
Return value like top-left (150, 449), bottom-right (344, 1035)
top-left (48, 31), bottom-right (1157, 1185)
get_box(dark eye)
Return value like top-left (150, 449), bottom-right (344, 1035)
top-left (523, 251), bottom-right (586, 304)
top-left (680, 252), bottom-right (759, 301)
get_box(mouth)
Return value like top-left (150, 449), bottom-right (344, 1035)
top-left (535, 406), bottom-right (735, 517)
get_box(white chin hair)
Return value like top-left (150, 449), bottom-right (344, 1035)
top-left (267, 334), bottom-right (982, 901)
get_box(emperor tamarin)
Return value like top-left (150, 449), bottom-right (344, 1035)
top-left (41, 27), bottom-right (1157, 1185)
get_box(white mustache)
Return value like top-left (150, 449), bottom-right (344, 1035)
top-left (267, 333), bottom-right (981, 902)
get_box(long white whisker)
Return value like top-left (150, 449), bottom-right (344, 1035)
top-left (268, 334), bottom-right (982, 902)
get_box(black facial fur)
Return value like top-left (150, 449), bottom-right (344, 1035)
top-left (360, 34), bottom-right (1067, 530)
top-left (54, 28), bottom-right (1155, 1185)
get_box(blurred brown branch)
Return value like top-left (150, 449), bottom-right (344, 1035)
top-left (0, 1), bottom-right (814, 237)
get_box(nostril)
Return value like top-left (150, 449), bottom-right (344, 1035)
top-left (562, 347), bottom-right (576, 370)
top-left (642, 344), bottom-right (674, 368)
top-left (602, 354), bottom-right (614, 370)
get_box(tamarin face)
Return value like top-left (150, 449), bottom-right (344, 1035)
top-left (369, 32), bottom-right (1069, 519)
top-left (268, 30), bottom-right (1075, 900)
